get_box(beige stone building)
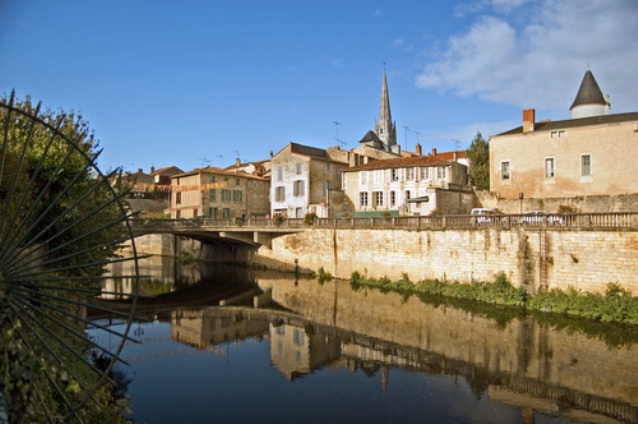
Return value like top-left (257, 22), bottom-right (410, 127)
top-left (170, 167), bottom-right (270, 220)
top-left (270, 143), bottom-right (348, 218)
top-left (342, 150), bottom-right (472, 216)
top-left (490, 70), bottom-right (638, 202)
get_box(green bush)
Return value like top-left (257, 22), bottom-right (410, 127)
top-left (317, 267), bottom-right (332, 284)
top-left (303, 213), bottom-right (318, 226)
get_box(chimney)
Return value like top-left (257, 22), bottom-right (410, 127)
top-left (453, 151), bottom-right (458, 162)
top-left (415, 143), bottom-right (422, 156)
top-left (236, 158), bottom-right (241, 167)
top-left (150, 166), bottom-right (155, 174)
top-left (431, 148), bottom-right (437, 156)
top-left (523, 109), bottom-right (535, 132)
top-left (138, 168), bottom-right (143, 173)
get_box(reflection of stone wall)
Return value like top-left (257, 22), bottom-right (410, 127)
top-left (122, 234), bottom-right (175, 256)
top-left (264, 277), bottom-right (638, 409)
top-left (254, 228), bottom-right (638, 295)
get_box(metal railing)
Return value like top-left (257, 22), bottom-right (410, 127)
top-left (131, 212), bottom-right (638, 232)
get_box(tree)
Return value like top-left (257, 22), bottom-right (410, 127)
top-left (0, 93), bottom-right (133, 423)
top-left (467, 131), bottom-right (490, 190)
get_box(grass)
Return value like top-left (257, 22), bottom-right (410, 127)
top-left (349, 272), bottom-right (638, 326)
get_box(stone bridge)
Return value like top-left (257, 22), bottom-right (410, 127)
top-left (130, 218), bottom-right (305, 248)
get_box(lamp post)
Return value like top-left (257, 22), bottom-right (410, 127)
top-left (519, 192), bottom-right (524, 214)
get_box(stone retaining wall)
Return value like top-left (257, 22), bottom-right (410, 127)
top-left (253, 228), bottom-right (638, 295)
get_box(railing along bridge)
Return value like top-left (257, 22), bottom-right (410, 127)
top-left (131, 212), bottom-right (638, 234)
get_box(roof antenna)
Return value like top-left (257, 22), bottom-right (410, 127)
top-left (333, 121), bottom-right (346, 147)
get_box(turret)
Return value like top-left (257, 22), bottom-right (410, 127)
top-left (570, 70), bottom-right (610, 119)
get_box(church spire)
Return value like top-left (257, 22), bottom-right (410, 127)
top-left (375, 70), bottom-right (397, 150)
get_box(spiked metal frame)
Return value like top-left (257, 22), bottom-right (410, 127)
top-left (0, 92), bottom-right (140, 422)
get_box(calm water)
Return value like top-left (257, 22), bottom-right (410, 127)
top-left (91, 257), bottom-right (638, 424)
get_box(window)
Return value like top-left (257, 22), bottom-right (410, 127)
top-left (221, 189), bottom-right (232, 202)
top-left (360, 171), bottom-right (367, 185)
top-left (235, 178), bottom-right (240, 186)
top-left (222, 208), bottom-right (230, 219)
top-left (374, 191), bottom-right (384, 207)
top-left (390, 191), bottom-right (396, 207)
top-left (420, 167), bottom-right (429, 180)
top-left (545, 158), bottom-right (555, 178)
top-left (551, 130), bottom-right (566, 139)
top-left (296, 163), bottom-right (302, 175)
top-left (501, 161), bottom-right (510, 180)
top-left (209, 189), bottom-right (216, 202)
top-left (293, 329), bottom-right (305, 346)
top-left (360, 192), bottom-right (368, 207)
top-left (232, 190), bottom-right (242, 202)
top-left (406, 167), bottom-right (414, 181)
top-left (391, 169), bottom-right (399, 181)
top-left (405, 190), bottom-right (411, 201)
top-left (209, 176), bottom-right (216, 183)
top-left (277, 166), bottom-right (283, 181)
top-left (275, 186), bottom-right (285, 202)
top-left (176, 192), bottom-right (181, 205)
top-left (293, 180), bottom-right (305, 196)
top-left (581, 155), bottom-right (591, 176)
top-left (437, 166), bottom-right (446, 180)
top-left (374, 170), bottom-right (384, 184)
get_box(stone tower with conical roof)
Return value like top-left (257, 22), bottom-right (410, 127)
top-left (374, 71), bottom-right (398, 152)
top-left (570, 70), bottom-right (610, 119)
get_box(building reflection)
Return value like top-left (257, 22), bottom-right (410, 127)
top-left (269, 321), bottom-right (341, 381)
top-left (111, 257), bottom-right (637, 423)
top-left (171, 308), bottom-right (269, 349)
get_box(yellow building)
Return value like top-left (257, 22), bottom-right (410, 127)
top-left (490, 71), bottom-right (638, 202)
top-left (170, 167), bottom-right (270, 220)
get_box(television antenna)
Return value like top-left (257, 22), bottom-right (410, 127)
top-left (214, 155), bottom-right (223, 167)
top-left (332, 121), bottom-right (346, 147)
top-left (450, 139), bottom-right (460, 151)
top-left (414, 131), bottom-right (421, 146)
top-left (199, 157), bottom-right (212, 167)
top-left (403, 125), bottom-right (410, 151)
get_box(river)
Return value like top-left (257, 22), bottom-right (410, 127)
top-left (90, 256), bottom-right (638, 423)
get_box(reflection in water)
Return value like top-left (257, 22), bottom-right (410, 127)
top-left (95, 257), bottom-right (638, 424)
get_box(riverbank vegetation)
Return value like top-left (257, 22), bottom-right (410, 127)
top-left (348, 272), bottom-right (638, 328)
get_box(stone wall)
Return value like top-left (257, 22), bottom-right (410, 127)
top-left (476, 190), bottom-right (638, 213)
top-left (252, 228), bottom-right (638, 295)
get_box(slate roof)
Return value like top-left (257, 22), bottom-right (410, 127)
top-left (359, 130), bottom-right (383, 144)
top-left (495, 112), bottom-right (638, 137)
top-left (570, 70), bottom-right (609, 110)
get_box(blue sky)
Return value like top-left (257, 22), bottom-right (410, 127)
top-left (1, 0), bottom-right (637, 174)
